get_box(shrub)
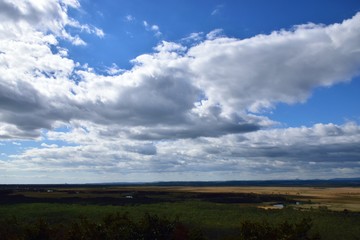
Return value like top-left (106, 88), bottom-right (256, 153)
top-left (0, 213), bottom-right (205, 240)
top-left (238, 218), bottom-right (320, 240)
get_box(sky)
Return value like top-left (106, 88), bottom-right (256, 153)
top-left (0, 0), bottom-right (360, 184)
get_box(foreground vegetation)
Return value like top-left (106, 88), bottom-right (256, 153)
top-left (0, 185), bottom-right (359, 239)
top-left (0, 213), bottom-right (322, 240)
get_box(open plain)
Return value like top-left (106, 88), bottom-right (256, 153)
top-left (0, 184), bottom-right (359, 239)
top-left (164, 186), bottom-right (360, 211)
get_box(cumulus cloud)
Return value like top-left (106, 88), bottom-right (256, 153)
top-left (152, 122), bottom-right (360, 179)
top-left (0, 0), bottom-right (101, 44)
top-left (41, 143), bottom-right (58, 148)
top-left (0, 123), bottom-right (41, 139)
top-left (0, 0), bottom-right (101, 138)
top-left (188, 15), bottom-right (360, 114)
top-left (0, 2), bottom-right (360, 182)
top-left (154, 41), bottom-right (187, 52)
top-left (205, 29), bottom-right (224, 40)
top-left (105, 63), bottom-right (125, 75)
top-left (1, 4), bottom-right (360, 141)
top-left (240, 122), bottom-right (360, 162)
top-left (3, 122), bottom-right (360, 182)
top-left (181, 32), bottom-right (204, 44)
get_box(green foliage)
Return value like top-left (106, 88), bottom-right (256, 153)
top-left (0, 217), bottom-right (24, 240)
top-left (0, 215), bottom-right (321, 240)
top-left (25, 218), bottom-right (52, 240)
top-left (238, 218), bottom-right (320, 240)
top-left (0, 201), bottom-right (359, 239)
top-left (0, 213), bottom-right (205, 240)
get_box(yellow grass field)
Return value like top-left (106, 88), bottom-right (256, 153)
top-left (166, 186), bottom-right (360, 212)
top-left (105, 186), bottom-right (360, 212)
top-left (16, 185), bottom-right (360, 212)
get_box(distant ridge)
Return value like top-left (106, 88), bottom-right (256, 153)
top-left (112, 178), bottom-right (360, 187)
top-left (1, 178), bottom-right (359, 188)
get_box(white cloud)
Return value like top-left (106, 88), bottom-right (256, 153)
top-left (181, 32), bottom-right (204, 43)
top-left (151, 25), bottom-right (159, 31)
top-left (60, 0), bottom-right (80, 8)
top-left (0, 0), bottom-right (103, 138)
top-left (2, 11), bottom-right (360, 140)
top-left (189, 14), bottom-right (360, 114)
top-left (41, 143), bottom-right (58, 148)
top-left (0, 0), bottom-right (103, 44)
top-left (154, 41), bottom-right (187, 52)
top-left (143, 20), bottom-right (162, 37)
top-left (0, 123), bottom-right (41, 139)
top-left (1, 8), bottom-right (360, 141)
top-left (205, 29), bottom-right (224, 40)
top-left (1, 2), bottom-right (360, 182)
top-left (3, 122), bottom-right (360, 182)
top-left (67, 20), bottom-right (105, 38)
top-left (125, 14), bottom-right (135, 22)
top-left (105, 63), bottom-right (125, 75)
top-left (211, 4), bottom-right (223, 16)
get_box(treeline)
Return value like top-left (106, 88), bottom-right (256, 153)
top-left (2, 178), bottom-right (359, 190)
top-left (0, 213), bottom-right (319, 240)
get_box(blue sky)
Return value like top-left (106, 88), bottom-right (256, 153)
top-left (0, 0), bottom-right (360, 183)
top-left (67, 1), bottom-right (360, 68)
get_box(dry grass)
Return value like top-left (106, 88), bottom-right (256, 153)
top-left (108, 186), bottom-right (360, 212)
top-left (13, 186), bottom-right (360, 212)
top-left (165, 186), bottom-right (360, 212)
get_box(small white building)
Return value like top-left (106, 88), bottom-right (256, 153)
top-left (273, 204), bottom-right (284, 209)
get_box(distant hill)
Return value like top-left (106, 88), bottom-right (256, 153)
top-left (142, 178), bottom-right (360, 187)
top-left (1, 178), bottom-right (359, 189)
top-left (98, 178), bottom-right (360, 187)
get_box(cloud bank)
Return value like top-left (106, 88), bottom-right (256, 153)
top-left (0, 0), bottom-right (359, 182)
